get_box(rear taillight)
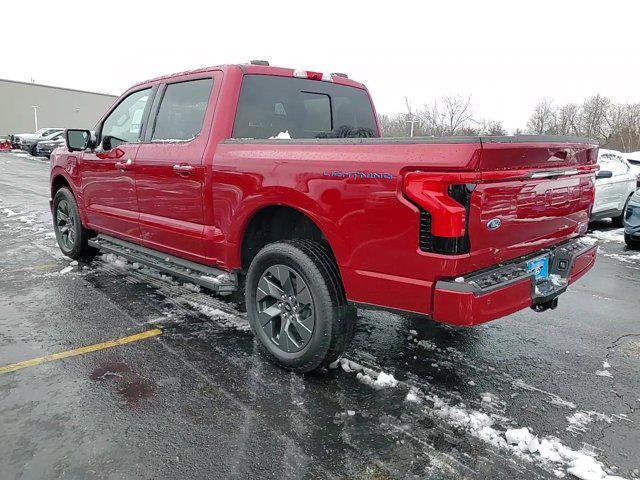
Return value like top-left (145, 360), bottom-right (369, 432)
top-left (293, 69), bottom-right (332, 81)
top-left (403, 171), bottom-right (477, 255)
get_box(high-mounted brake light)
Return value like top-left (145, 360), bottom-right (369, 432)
top-left (293, 69), bottom-right (333, 82)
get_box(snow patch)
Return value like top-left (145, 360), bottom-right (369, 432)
top-left (186, 302), bottom-right (250, 332)
top-left (430, 394), bottom-right (627, 479)
top-left (269, 131), bottom-right (291, 139)
top-left (566, 411), bottom-right (613, 434)
top-left (102, 253), bottom-right (128, 269)
top-left (357, 370), bottom-right (398, 389)
top-left (587, 229), bottom-right (625, 244)
top-left (339, 358), bottom-right (398, 389)
top-left (405, 389), bottom-right (422, 403)
top-left (505, 427), bottom-right (533, 445)
top-left (417, 339), bottom-right (437, 351)
top-left (595, 370), bottom-right (613, 378)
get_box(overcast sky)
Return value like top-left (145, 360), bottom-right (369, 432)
top-left (2, 0), bottom-right (639, 131)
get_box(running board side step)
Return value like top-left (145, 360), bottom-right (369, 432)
top-left (88, 234), bottom-right (237, 294)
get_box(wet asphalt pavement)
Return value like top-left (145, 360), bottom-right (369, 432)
top-left (0, 151), bottom-right (639, 480)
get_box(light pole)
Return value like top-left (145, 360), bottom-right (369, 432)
top-left (31, 105), bottom-right (39, 131)
top-left (406, 119), bottom-right (419, 138)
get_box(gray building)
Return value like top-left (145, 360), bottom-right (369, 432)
top-left (0, 79), bottom-right (118, 136)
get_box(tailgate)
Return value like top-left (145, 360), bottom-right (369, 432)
top-left (468, 138), bottom-right (598, 264)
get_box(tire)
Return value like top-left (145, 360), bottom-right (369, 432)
top-left (52, 187), bottom-right (96, 261)
top-left (625, 233), bottom-right (640, 250)
top-left (30, 144), bottom-right (38, 156)
top-left (245, 240), bottom-right (356, 373)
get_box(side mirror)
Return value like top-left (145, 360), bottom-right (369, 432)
top-left (65, 129), bottom-right (92, 152)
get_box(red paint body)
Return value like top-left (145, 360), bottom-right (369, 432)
top-left (50, 64), bottom-right (599, 324)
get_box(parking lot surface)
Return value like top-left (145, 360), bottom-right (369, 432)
top-left (1, 151), bottom-right (639, 480)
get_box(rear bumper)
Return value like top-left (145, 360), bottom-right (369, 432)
top-left (432, 238), bottom-right (597, 326)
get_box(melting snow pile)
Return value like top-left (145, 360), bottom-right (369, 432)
top-left (102, 253), bottom-right (128, 269)
top-left (339, 358), bottom-right (398, 389)
top-left (428, 393), bottom-right (627, 480)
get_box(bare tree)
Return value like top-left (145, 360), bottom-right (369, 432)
top-left (555, 103), bottom-right (580, 135)
top-left (580, 94), bottom-right (612, 141)
top-left (442, 95), bottom-right (474, 135)
top-left (478, 120), bottom-right (507, 136)
top-left (418, 95), bottom-right (475, 136)
top-left (527, 99), bottom-right (556, 134)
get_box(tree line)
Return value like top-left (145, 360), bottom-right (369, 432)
top-left (378, 94), bottom-right (640, 152)
top-left (525, 95), bottom-right (640, 152)
top-left (378, 96), bottom-right (507, 138)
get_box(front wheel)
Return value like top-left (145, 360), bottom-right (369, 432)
top-left (245, 240), bottom-right (356, 373)
top-left (52, 187), bottom-right (96, 261)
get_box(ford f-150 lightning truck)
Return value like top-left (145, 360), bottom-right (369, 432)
top-left (51, 62), bottom-right (599, 372)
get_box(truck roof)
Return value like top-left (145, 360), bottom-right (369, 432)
top-left (131, 63), bottom-right (366, 90)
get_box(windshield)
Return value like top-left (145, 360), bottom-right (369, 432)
top-left (232, 75), bottom-right (378, 139)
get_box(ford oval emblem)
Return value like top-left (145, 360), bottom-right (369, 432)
top-left (487, 218), bottom-right (502, 231)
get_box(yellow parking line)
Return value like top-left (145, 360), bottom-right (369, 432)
top-left (0, 328), bottom-right (162, 375)
top-left (1, 263), bottom-right (60, 274)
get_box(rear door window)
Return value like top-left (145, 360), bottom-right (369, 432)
top-left (232, 75), bottom-right (378, 139)
top-left (151, 78), bottom-right (213, 142)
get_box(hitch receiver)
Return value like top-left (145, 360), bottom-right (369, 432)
top-left (531, 297), bottom-right (559, 313)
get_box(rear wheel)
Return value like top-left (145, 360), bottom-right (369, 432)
top-left (53, 188), bottom-right (96, 261)
top-left (625, 233), bottom-right (640, 250)
top-left (245, 240), bottom-right (356, 373)
top-left (30, 144), bottom-right (38, 156)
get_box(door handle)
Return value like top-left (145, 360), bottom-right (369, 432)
top-left (173, 164), bottom-right (194, 175)
top-left (115, 158), bottom-right (132, 170)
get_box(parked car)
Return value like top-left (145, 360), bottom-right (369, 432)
top-left (623, 151), bottom-right (640, 188)
top-left (16, 129), bottom-right (65, 155)
top-left (623, 190), bottom-right (640, 249)
top-left (51, 62), bottom-right (598, 372)
top-left (592, 149), bottom-right (637, 226)
top-left (34, 132), bottom-right (65, 158)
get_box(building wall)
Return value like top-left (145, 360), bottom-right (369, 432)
top-left (0, 79), bottom-right (118, 136)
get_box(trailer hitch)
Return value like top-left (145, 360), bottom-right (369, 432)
top-left (531, 297), bottom-right (559, 313)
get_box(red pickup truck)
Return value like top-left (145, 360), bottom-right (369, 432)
top-left (51, 62), bottom-right (598, 372)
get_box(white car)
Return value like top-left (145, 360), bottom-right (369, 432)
top-left (592, 149), bottom-right (638, 226)
top-left (12, 128), bottom-right (64, 149)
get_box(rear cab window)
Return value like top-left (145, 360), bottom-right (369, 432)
top-left (232, 75), bottom-right (378, 139)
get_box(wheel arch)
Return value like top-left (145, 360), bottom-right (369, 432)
top-left (50, 168), bottom-right (88, 225)
top-left (238, 203), bottom-right (345, 273)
